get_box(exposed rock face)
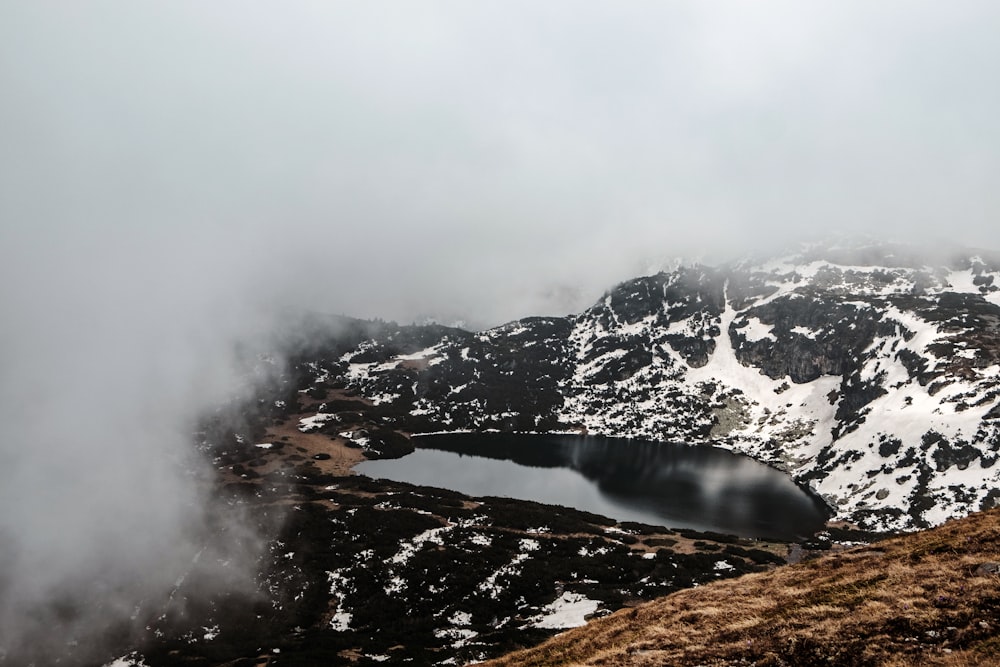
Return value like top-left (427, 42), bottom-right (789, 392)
top-left (295, 243), bottom-right (1000, 532)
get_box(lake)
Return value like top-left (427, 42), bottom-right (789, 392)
top-left (356, 433), bottom-right (830, 540)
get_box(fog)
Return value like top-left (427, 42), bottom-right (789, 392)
top-left (2, 1), bottom-right (1000, 661)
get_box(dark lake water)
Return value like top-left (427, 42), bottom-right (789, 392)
top-left (356, 433), bottom-right (831, 540)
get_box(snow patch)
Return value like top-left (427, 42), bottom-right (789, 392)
top-left (530, 592), bottom-right (600, 629)
top-left (103, 655), bottom-right (149, 667)
top-left (298, 413), bottom-right (337, 432)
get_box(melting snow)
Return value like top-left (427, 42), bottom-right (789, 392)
top-left (479, 553), bottom-right (531, 598)
top-left (530, 592), bottom-right (600, 629)
top-left (396, 346), bottom-right (440, 361)
top-left (298, 413), bottom-right (337, 432)
top-left (434, 626), bottom-right (478, 648)
top-left (578, 545), bottom-right (610, 557)
top-left (738, 317), bottom-right (775, 343)
top-left (449, 610), bottom-right (473, 625)
top-left (330, 610), bottom-right (352, 632)
top-left (469, 533), bottom-right (492, 547)
top-left (103, 655), bottom-right (149, 667)
top-left (519, 538), bottom-right (540, 552)
top-left (327, 569), bottom-right (353, 631)
top-left (391, 527), bottom-right (451, 566)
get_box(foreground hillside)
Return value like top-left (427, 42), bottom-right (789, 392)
top-left (484, 508), bottom-right (1000, 666)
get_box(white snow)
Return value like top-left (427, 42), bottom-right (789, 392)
top-left (578, 545), bottom-right (610, 557)
top-left (519, 538), bottom-right (540, 552)
top-left (530, 592), bottom-right (600, 629)
top-left (479, 553), bottom-right (531, 598)
top-left (330, 610), bottom-right (353, 632)
top-left (298, 413), bottom-right (337, 432)
top-left (945, 269), bottom-right (980, 294)
top-left (434, 626), bottom-right (478, 647)
top-left (339, 430), bottom-right (371, 448)
top-left (382, 525), bottom-right (454, 595)
top-left (738, 317), bottom-right (775, 343)
top-left (103, 655), bottom-right (149, 667)
top-left (396, 346), bottom-right (441, 361)
top-left (449, 610), bottom-right (473, 626)
top-left (685, 286), bottom-right (841, 450)
top-left (390, 526), bottom-right (451, 566)
top-left (469, 533), bottom-right (492, 547)
top-left (369, 392), bottom-right (401, 406)
top-left (327, 569), bottom-right (353, 631)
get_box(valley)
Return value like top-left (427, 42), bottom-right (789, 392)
top-left (101, 243), bottom-right (1000, 666)
top-left (104, 396), bottom-right (815, 667)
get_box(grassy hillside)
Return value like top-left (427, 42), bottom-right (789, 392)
top-left (484, 509), bottom-right (1000, 666)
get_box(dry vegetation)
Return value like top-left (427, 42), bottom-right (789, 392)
top-left (484, 509), bottom-right (1000, 666)
top-left (261, 419), bottom-right (366, 476)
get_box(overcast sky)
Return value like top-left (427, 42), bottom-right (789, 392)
top-left (3, 1), bottom-right (1000, 324)
top-left (2, 2), bottom-right (1000, 658)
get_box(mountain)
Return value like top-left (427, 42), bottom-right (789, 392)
top-left (295, 241), bottom-right (1000, 532)
top-left (480, 506), bottom-right (1000, 666)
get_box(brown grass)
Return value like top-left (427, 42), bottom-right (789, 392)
top-left (261, 419), bottom-right (366, 476)
top-left (483, 509), bottom-right (1000, 666)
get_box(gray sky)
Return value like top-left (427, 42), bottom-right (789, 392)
top-left (4, 1), bottom-right (1000, 324)
top-left (2, 1), bottom-right (1000, 658)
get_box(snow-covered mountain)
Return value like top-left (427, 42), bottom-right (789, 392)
top-left (298, 242), bottom-right (1000, 532)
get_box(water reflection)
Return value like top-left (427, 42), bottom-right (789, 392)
top-left (357, 433), bottom-right (830, 540)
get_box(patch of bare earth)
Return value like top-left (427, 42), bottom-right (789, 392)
top-left (243, 388), bottom-right (377, 478)
top-left (262, 419), bottom-right (366, 476)
top-left (483, 508), bottom-right (1000, 666)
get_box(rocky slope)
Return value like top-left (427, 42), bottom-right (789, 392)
top-left (299, 242), bottom-right (1000, 532)
top-left (92, 439), bottom-right (795, 667)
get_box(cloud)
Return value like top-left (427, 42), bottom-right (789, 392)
top-left (5, 2), bottom-right (1000, 325)
top-left (0, 223), bottom-right (286, 661)
top-left (1, 1), bottom-right (999, 658)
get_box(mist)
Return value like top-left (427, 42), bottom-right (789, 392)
top-left (2, 1), bottom-right (1000, 661)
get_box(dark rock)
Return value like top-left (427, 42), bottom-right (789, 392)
top-left (975, 562), bottom-right (1000, 576)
